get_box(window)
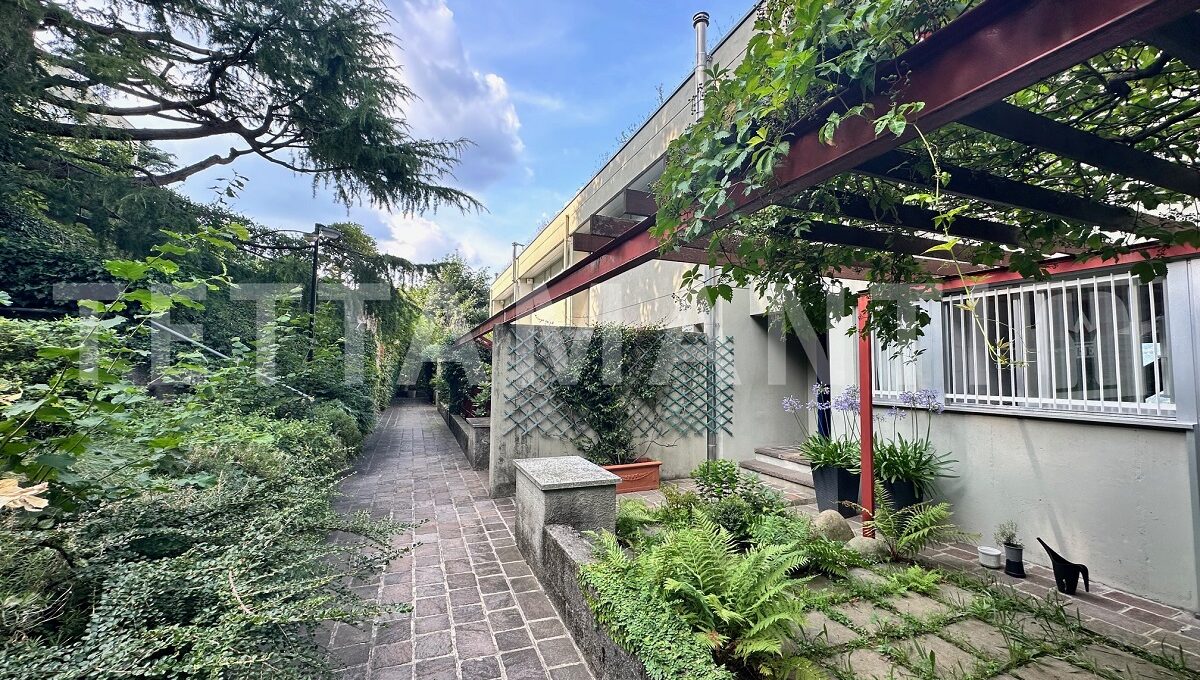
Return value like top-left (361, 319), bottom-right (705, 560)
top-left (938, 271), bottom-right (1173, 419)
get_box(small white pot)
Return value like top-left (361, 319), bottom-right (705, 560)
top-left (978, 545), bottom-right (1003, 569)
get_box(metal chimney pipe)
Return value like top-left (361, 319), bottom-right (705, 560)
top-left (693, 11), bottom-right (710, 118)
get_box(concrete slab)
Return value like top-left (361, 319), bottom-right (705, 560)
top-left (938, 618), bottom-right (1016, 661)
top-left (892, 633), bottom-right (987, 678)
top-left (834, 600), bottom-right (905, 632)
top-left (1073, 644), bottom-right (1185, 679)
top-left (888, 594), bottom-right (954, 622)
top-left (795, 611), bottom-right (860, 647)
top-left (1011, 657), bottom-right (1106, 679)
top-left (823, 649), bottom-right (916, 680)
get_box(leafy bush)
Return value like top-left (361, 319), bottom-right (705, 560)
top-left (616, 498), bottom-right (660, 547)
top-left (691, 461), bottom-right (787, 540)
top-left (800, 434), bottom-right (859, 471)
top-left (312, 400), bottom-right (366, 450)
top-left (644, 516), bottom-right (809, 673)
top-left (580, 533), bottom-right (735, 680)
top-left (749, 513), bottom-right (813, 548)
top-left (874, 435), bottom-right (956, 498)
top-left (886, 565), bottom-right (943, 595)
top-left (0, 468), bottom-right (402, 678)
top-left (748, 514), bottom-right (864, 578)
top-left (847, 484), bottom-right (975, 560)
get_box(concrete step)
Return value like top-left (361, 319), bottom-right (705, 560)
top-left (739, 459), bottom-right (814, 490)
top-left (753, 445), bottom-right (812, 477)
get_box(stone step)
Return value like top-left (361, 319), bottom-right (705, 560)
top-left (739, 459), bottom-right (815, 491)
top-left (754, 445), bottom-right (811, 466)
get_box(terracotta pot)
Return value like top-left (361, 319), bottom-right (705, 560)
top-left (603, 458), bottom-right (662, 494)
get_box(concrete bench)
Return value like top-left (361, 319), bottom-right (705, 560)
top-left (513, 456), bottom-right (619, 571)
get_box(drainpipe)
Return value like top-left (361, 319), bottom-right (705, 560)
top-left (694, 11), bottom-right (719, 463)
top-left (511, 241), bottom-right (522, 300)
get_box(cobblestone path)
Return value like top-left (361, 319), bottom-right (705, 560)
top-left (326, 402), bottom-right (594, 680)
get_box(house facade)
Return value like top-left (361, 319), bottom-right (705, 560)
top-left (483, 4), bottom-right (1200, 612)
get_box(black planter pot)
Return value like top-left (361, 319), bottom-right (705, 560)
top-left (812, 466), bottom-right (860, 518)
top-left (882, 479), bottom-right (921, 511)
top-left (1003, 544), bottom-right (1026, 578)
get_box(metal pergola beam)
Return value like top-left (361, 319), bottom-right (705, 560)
top-left (856, 149), bottom-right (1188, 234)
top-left (960, 101), bottom-right (1200, 199)
top-left (818, 191), bottom-right (1023, 247)
top-left (588, 215), bottom-right (641, 237)
top-left (1144, 11), bottom-right (1200, 70)
top-left (457, 0), bottom-right (1200, 345)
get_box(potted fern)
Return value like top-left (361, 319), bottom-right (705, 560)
top-left (995, 520), bottom-right (1026, 578)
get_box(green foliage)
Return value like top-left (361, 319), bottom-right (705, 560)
top-left (994, 520), bottom-right (1022, 548)
top-left (542, 325), bottom-right (666, 466)
top-left (748, 514), bottom-right (864, 578)
top-left (848, 484), bottom-right (975, 560)
top-left (0, 468), bottom-right (403, 678)
top-left (643, 516), bottom-right (809, 671)
top-left (580, 533), bottom-right (736, 680)
top-left (616, 498), bottom-right (661, 547)
top-left (749, 513), bottom-right (813, 548)
top-left (801, 434), bottom-right (860, 471)
top-left (312, 401), bottom-right (366, 450)
top-left (885, 565), bottom-right (943, 595)
top-left (4, 0), bottom-right (477, 214)
top-left (691, 461), bottom-right (787, 540)
top-left (692, 460), bottom-right (743, 500)
top-left (873, 435), bottom-right (956, 498)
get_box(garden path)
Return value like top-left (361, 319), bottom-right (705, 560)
top-left (324, 401), bottom-right (594, 680)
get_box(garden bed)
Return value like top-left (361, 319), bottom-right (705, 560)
top-left (571, 462), bottom-right (1193, 680)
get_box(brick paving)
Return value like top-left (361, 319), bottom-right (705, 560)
top-left (325, 401), bottom-right (593, 680)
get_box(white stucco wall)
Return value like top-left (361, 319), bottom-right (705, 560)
top-left (927, 412), bottom-right (1197, 611)
top-left (719, 289), bottom-right (816, 462)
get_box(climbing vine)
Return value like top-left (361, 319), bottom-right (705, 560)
top-left (537, 325), bottom-right (666, 467)
top-left (653, 0), bottom-right (1200, 349)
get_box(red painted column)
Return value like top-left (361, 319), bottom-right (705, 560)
top-left (857, 295), bottom-right (875, 537)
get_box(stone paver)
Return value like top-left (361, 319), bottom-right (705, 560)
top-left (325, 401), bottom-right (593, 679)
top-left (892, 633), bottom-right (987, 677)
top-left (823, 648), bottom-right (916, 679)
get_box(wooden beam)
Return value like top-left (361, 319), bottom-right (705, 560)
top-left (857, 149), bottom-right (1188, 233)
top-left (961, 101), bottom-right (1200, 198)
top-left (623, 188), bottom-right (658, 217)
top-left (588, 215), bottom-right (640, 237)
top-left (1144, 11), bottom-right (1200, 70)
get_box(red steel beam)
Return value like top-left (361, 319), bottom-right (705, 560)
top-left (857, 295), bottom-right (875, 537)
top-left (723, 0), bottom-right (1200, 221)
top-left (457, 0), bottom-right (1199, 345)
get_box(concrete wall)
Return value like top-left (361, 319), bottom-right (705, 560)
top-left (489, 324), bottom-right (709, 496)
top-left (928, 412), bottom-right (1197, 611)
top-left (718, 288), bottom-right (816, 462)
top-left (826, 306), bottom-right (1200, 611)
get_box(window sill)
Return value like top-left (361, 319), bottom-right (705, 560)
top-left (876, 400), bottom-right (1195, 431)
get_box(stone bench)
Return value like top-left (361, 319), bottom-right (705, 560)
top-left (513, 456), bottom-right (619, 571)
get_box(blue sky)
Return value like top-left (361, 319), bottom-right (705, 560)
top-left (169, 0), bottom-right (753, 274)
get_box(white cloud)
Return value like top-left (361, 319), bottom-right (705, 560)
top-left (378, 211), bottom-right (510, 272)
top-left (511, 89), bottom-right (565, 112)
top-left (389, 0), bottom-right (525, 190)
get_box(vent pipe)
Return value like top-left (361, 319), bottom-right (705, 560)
top-left (693, 12), bottom-right (710, 117)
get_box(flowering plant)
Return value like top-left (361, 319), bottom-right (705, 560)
top-left (784, 384), bottom-right (861, 470)
top-left (875, 388), bottom-right (955, 496)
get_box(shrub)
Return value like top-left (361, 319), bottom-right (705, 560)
top-left (873, 435), bottom-right (956, 498)
top-left (690, 461), bottom-right (787, 540)
top-left (692, 460), bottom-right (743, 500)
top-left (580, 533), bottom-right (735, 680)
top-left (644, 516), bottom-right (809, 673)
top-left (312, 400), bottom-right (366, 450)
top-left (847, 483), bottom-right (976, 560)
top-left (799, 434), bottom-right (859, 471)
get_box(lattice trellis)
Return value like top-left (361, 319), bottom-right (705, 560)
top-left (501, 326), bottom-right (734, 440)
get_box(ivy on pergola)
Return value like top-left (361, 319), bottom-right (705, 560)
top-left (647, 0), bottom-right (1200, 342)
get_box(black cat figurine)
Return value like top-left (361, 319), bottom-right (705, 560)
top-left (1037, 538), bottom-right (1089, 595)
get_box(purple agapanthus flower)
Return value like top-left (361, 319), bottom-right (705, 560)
top-left (832, 385), bottom-right (860, 413)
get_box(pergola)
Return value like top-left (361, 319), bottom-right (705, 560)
top-left (459, 0), bottom-right (1200, 527)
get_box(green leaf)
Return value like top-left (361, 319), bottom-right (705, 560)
top-left (104, 259), bottom-right (150, 282)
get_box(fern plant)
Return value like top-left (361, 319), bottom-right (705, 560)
top-left (846, 483), bottom-right (976, 561)
top-left (644, 516), bottom-right (809, 672)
